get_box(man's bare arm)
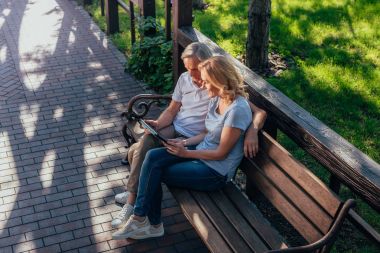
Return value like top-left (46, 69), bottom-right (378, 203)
top-left (244, 101), bottom-right (267, 158)
top-left (145, 100), bottom-right (182, 131)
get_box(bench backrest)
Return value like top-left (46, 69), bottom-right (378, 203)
top-left (241, 131), bottom-right (343, 243)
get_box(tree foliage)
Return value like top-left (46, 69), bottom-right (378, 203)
top-left (127, 17), bottom-right (173, 94)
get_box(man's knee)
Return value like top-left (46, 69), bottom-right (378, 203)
top-left (138, 134), bottom-right (161, 153)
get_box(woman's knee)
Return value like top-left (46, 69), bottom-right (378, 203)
top-left (145, 148), bottom-right (166, 163)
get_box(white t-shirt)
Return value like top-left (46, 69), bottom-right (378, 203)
top-left (172, 72), bottom-right (210, 137)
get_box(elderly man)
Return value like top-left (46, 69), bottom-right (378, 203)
top-left (111, 42), bottom-right (267, 228)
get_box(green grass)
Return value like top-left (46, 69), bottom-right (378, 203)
top-left (192, 0), bottom-right (379, 164)
top-left (267, 0), bottom-right (380, 162)
top-left (193, 0), bottom-right (250, 57)
top-left (82, 1), bottom-right (379, 251)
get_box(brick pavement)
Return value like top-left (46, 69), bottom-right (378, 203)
top-left (0, 0), bottom-right (209, 252)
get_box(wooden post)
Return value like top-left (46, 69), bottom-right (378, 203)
top-left (329, 174), bottom-right (342, 194)
top-left (263, 116), bottom-right (278, 139)
top-left (173, 0), bottom-right (192, 84)
top-left (100, 0), bottom-right (105, 16)
top-left (105, 0), bottom-right (119, 35)
top-left (141, 0), bottom-right (155, 18)
top-left (140, 0), bottom-right (156, 36)
top-left (130, 1), bottom-right (136, 44)
top-left (165, 0), bottom-right (172, 41)
top-left (245, 176), bottom-right (259, 200)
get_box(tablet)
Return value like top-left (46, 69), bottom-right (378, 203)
top-left (138, 119), bottom-right (168, 143)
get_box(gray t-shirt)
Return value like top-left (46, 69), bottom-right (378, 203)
top-left (172, 72), bottom-right (210, 137)
top-left (196, 96), bottom-right (252, 181)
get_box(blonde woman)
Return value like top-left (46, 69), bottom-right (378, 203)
top-left (112, 56), bottom-right (253, 240)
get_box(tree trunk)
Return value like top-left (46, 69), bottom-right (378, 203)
top-left (246, 0), bottom-right (271, 73)
top-left (193, 0), bottom-right (206, 10)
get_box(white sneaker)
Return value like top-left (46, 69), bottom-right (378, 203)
top-left (111, 203), bottom-right (134, 228)
top-left (115, 191), bottom-right (130, 204)
top-left (112, 215), bottom-right (150, 240)
top-left (129, 223), bottom-right (164, 239)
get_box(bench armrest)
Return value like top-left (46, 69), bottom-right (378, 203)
top-left (120, 94), bottom-right (172, 147)
top-left (121, 94), bottom-right (172, 121)
top-left (267, 199), bottom-right (356, 253)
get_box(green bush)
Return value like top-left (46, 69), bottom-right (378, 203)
top-left (127, 17), bottom-right (173, 94)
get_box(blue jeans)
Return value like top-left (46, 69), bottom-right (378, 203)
top-left (133, 147), bottom-right (227, 225)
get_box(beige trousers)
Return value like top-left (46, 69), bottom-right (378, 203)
top-left (126, 125), bottom-right (181, 193)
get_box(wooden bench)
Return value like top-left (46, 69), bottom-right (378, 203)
top-left (121, 94), bottom-right (355, 253)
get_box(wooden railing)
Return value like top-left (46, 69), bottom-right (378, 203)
top-left (104, 0), bottom-right (152, 42)
top-left (171, 0), bottom-right (380, 245)
top-left (85, 0), bottom-right (172, 45)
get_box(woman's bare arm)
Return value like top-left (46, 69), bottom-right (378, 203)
top-left (165, 127), bottom-right (242, 160)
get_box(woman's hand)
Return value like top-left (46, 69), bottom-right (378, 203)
top-left (244, 126), bottom-right (259, 158)
top-left (164, 140), bottom-right (188, 157)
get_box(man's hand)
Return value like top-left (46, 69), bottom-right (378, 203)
top-left (143, 120), bottom-right (159, 135)
top-left (164, 140), bottom-right (188, 157)
top-left (244, 126), bottom-right (259, 158)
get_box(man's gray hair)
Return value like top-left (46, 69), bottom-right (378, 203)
top-left (181, 42), bottom-right (213, 61)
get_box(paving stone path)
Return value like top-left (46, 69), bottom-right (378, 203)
top-left (0, 0), bottom-right (208, 252)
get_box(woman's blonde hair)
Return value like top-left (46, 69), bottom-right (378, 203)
top-left (198, 56), bottom-right (248, 102)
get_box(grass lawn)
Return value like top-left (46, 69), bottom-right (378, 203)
top-left (83, 1), bottom-right (379, 252)
top-left (192, 0), bottom-right (379, 162)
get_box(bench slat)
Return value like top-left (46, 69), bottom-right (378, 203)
top-left (191, 191), bottom-right (253, 253)
top-left (242, 158), bottom-right (324, 242)
top-left (209, 188), bottom-right (269, 252)
top-left (170, 188), bottom-right (233, 253)
top-left (261, 132), bottom-right (341, 216)
top-left (252, 152), bottom-right (334, 234)
top-left (223, 183), bottom-right (288, 250)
